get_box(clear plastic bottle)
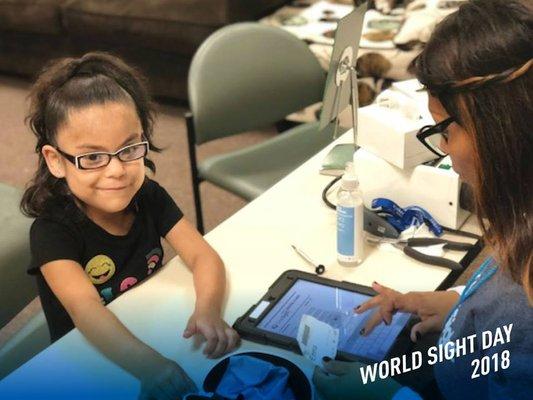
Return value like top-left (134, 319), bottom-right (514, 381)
top-left (337, 162), bottom-right (365, 266)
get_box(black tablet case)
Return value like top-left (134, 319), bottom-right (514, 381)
top-left (233, 269), bottom-right (412, 363)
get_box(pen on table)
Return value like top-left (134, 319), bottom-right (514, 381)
top-left (291, 244), bottom-right (326, 275)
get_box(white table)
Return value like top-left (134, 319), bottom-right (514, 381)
top-left (0, 131), bottom-right (481, 399)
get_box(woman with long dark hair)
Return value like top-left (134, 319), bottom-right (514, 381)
top-left (313, 0), bottom-right (532, 398)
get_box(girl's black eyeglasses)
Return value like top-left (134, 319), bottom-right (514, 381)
top-left (416, 117), bottom-right (454, 157)
top-left (56, 141), bottom-right (150, 170)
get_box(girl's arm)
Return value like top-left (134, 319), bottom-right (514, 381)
top-left (41, 260), bottom-right (197, 399)
top-left (164, 218), bottom-right (240, 358)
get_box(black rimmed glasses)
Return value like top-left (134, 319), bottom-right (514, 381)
top-left (416, 117), bottom-right (454, 157)
top-left (56, 141), bottom-right (150, 170)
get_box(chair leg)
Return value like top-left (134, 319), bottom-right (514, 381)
top-left (185, 113), bottom-right (205, 235)
top-left (192, 177), bottom-right (205, 235)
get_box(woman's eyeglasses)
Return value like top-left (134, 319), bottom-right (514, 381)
top-left (416, 117), bottom-right (454, 157)
top-left (56, 141), bottom-right (150, 170)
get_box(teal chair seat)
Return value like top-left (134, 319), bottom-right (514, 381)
top-left (0, 311), bottom-right (48, 380)
top-left (0, 183), bottom-right (49, 380)
top-left (0, 184), bottom-right (35, 328)
top-left (198, 122), bottom-right (334, 200)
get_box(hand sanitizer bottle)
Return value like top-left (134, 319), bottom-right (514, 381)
top-left (337, 162), bottom-right (364, 266)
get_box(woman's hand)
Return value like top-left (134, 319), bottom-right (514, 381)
top-left (183, 310), bottom-right (240, 358)
top-left (356, 282), bottom-right (460, 341)
top-left (313, 359), bottom-right (403, 400)
top-left (138, 357), bottom-right (197, 400)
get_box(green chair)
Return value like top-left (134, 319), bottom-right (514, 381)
top-left (0, 183), bottom-right (49, 380)
top-left (0, 312), bottom-right (48, 379)
top-left (186, 22), bottom-right (336, 233)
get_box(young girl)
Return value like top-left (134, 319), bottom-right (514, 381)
top-left (313, 0), bottom-right (532, 399)
top-left (22, 52), bottom-right (239, 399)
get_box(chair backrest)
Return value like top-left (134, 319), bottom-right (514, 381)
top-left (188, 22), bottom-right (326, 145)
top-left (0, 183), bottom-right (36, 328)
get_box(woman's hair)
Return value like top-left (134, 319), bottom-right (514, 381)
top-left (21, 52), bottom-right (161, 218)
top-left (410, 0), bottom-right (532, 300)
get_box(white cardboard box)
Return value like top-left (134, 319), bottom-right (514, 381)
top-left (356, 82), bottom-right (440, 169)
top-left (356, 103), bottom-right (438, 169)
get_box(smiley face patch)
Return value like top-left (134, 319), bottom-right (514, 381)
top-left (145, 247), bottom-right (162, 275)
top-left (85, 255), bottom-right (116, 285)
top-left (100, 287), bottom-right (114, 303)
top-left (120, 277), bottom-right (138, 292)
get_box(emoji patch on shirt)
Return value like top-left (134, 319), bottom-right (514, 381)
top-left (120, 277), bottom-right (138, 292)
top-left (85, 255), bottom-right (116, 285)
top-left (100, 287), bottom-right (114, 303)
top-left (145, 247), bottom-right (163, 275)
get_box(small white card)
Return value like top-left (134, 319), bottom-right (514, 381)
top-left (297, 315), bottom-right (339, 366)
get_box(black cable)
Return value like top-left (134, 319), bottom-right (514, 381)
top-left (322, 176), bottom-right (341, 210)
top-left (442, 226), bottom-right (483, 241)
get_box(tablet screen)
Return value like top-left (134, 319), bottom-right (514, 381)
top-left (257, 279), bottom-right (410, 361)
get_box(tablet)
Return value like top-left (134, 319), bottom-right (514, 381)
top-left (233, 270), bottom-right (412, 362)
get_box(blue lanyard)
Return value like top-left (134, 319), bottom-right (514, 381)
top-left (371, 198), bottom-right (444, 236)
top-left (459, 258), bottom-right (498, 303)
top-left (439, 258), bottom-right (498, 347)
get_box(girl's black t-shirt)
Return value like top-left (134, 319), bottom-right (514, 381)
top-left (28, 178), bottom-right (183, 342)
